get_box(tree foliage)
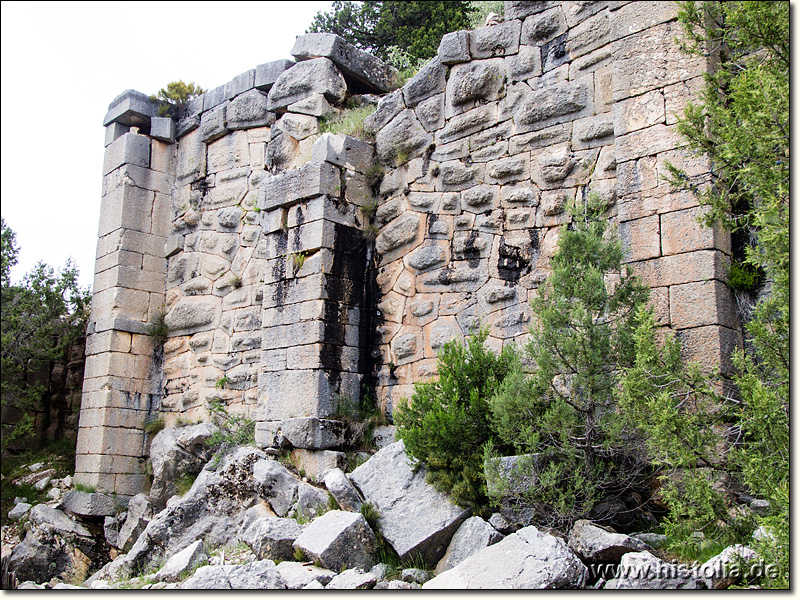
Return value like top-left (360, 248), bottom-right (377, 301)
top-left (0, 219), bottom-right (90, 452)
top-left (487, 196), bottom-right (651, 528)
top-left (150, 80), bottom-right (206, 117)
top-left (307, 1), bottom-right (475, 63)
top-left (649, 1), bottom-right (788, 586)
top-left (394, 328), bottom-right (518, 511)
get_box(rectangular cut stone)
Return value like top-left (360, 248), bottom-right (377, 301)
top-left (670, 280), bottom-right (739, 331)
top-left (292, 33), bottom-right (396, 93)
top-left (105, 122), bottom-right (129, 147)
top-left (566, 9), bottom-right (611, 59)
top-left (617, 156), bottom-right (657, 197)
top-left (286, 344), bottom-right (363, 373)
top-left (311, 133), bottom-right (375, 174)
top-left (629, 250), bottom-right (729, 288)
top-left (258, 162), bottom-right (340, 211)
top-left (613, 21), bottom-right (708, 101)
top-left (436, 104), bottom-right (497, 143)
top-left (619, 215), bottom-right (660, 261)
top-left (150, 117), bottom-right (176, 143)
top-left (203, 85), bottom-right (230, 111)
top-left (612, 0), bottom-right (678, 39)
top-left (98, 184), bottom-right (155, 237)
top-left (177, 95), bottom-right (203, 138)
top-left (617, 188), bottom-right (699, 222)
top-left (103, 133), bottom-right (150, 175)
top-left (660, 206), bottom-right (730, 256)
top-left (103, 89), bottom-right (158, 127)
top-left (613, 89), bottom-right (665, 136)
top-left (255, 59), bottom-right (295, 91)
top-left (677, 325), bottom-right (741, 375)
top-left (514, 77), bottom-right (593, 133)
top-left (225, 69), bottom-right (256, 98)
top-left (505, 1), bottom-right (559, 20)
top-left (615, 123), bottom-right (683, 163)
top-left (199, 103), bottom-right (229, 143)
top-left (438, 30), bottom-right (471, 65)
top-left (469, 20), bottom-right (521, 59)
top-left (257, 370), bottom-right (361, 420)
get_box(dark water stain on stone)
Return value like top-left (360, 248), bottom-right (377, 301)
top-left (272, 229), bottom-right (288, 311)
top-left (497, 238), bottom-right (531, 282)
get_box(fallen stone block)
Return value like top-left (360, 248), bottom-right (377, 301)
top-left (325, 567), bottom-right (378, 590)
top-left (153, 539), bottom-right (205, 583)
top-left (349, 441), bottom-right (470, 564)
top-left (292, 33), bottom-right (396, 93)
top-left (293, 510), bottom-right (378, 572)
top-left (8, 502), bottom-right (31, 520)
top-left (280, 417), bottom-right (347, 450)
top-left (62, 491), bottom-right (119, 518)
top-left (569, 520), bottom-right (652, 563)
top-left (435, 516), bottom-right (504, 574)
top-left (290, 449), bottom-right (346, 482)
top-left (324, 468), bottom-right (364, 512)
top-left (603, 551), bottom-right (706, 589)
top-left (276, 561), bottom-right (336, 589)
top-left (180, 560), bottom-right (286, 589)
top-left (240, 517), bottom-right (302, 561)
top-left (103, 89), bottom-right (158, 128)
top-left (423, 525), bottom-right (587, 589)
top-left (267, 58), bottom-right (347, 112)
top-left (116, 493), bottom-right (155, 551)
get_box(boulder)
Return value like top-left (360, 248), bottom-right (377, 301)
top-left (435, 516), bottom-right (504, 574)
top-left (603, 551), bottom-right (707, 589)
top-left (61, 491), bottom-right (119, 518)
top-left (325, 567), bottom-right (378, 590)
top-left (240, 517), bottom-right (302, 561)
top-left (568, 520), bottom-right (652, 563)
top-left (116, 493), bottom-right (155, 552)
top-left (324, 468), bottom-right (363, 512)
top-left (376, 580), bottom-right (422, 589)
top-left (267, 58), bottom-right (347, 112)
top-left (153, 540), bottom-right (205, 583)
top-left (423, 525), bottom-right (587, 589)
top-left (293, 510), bottom-right (378, 572)
top-left (291, 33), bottom-right (396, 93)
top-left (699, 544), bottom-right (760, 589)
top-left (29, 504), bottom-right (92, 538)
top-left (252, 457), bottom-right (328, 519)
top-left (280, 417), bottom-right (347, 450)
top-left (149, 424), bottom-right (216, 508)
top-left (180, 560), bottom-right (285, 590)
top-left (349, 441), bottom-right (470, 564)
top-left (276, 561), bottom-right (336, 589)
top-left (7, 503), bottom-right (31, 520)
top-left (401, 568), bottom-right (432, 584)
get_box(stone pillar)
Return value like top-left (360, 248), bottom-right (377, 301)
top-left (74, 92), bottom-right (173, 496)
top-left (610, 3), bottom-right (741, 373)
top-left (255, 135), bottom-right (376, 449)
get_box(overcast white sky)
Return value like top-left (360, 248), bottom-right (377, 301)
top-left (1, 1), bottom-right (333, 289)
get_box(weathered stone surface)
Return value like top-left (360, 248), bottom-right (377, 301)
top-left (521, 7), bottom-right (567, 43)
top-left (568, 520), bottom-right (652, 563)
top-left (287, 93), bottom-right (335, 118)
top-left (438, 30), bottom-right (471, 65)
top-left (469, 20), bottom-right (522, 59)
top-left (267, 58), bottom-right (347, 111)
top-left (699, 544), bottom-right (760, 589)
top-left (275, 112), bottom-right (319, 140)
top-left (485, 454), bottom-right (543, 497)
top-left (312, 133), bottom-right (375, 173)
top-left (227, 89), bottom-right (274, 130)
top-left (293, 510), bottom-right (378, 572)
top-left (435, 516), bottom-right (504, 574)
top-left (292, 33), bottom-right (396, 93)
top-left (507, 44), bottom-right (542, 81)
top-left (363, 91), bottom-right (404, 133)
top-left (103, 132), bottom-right (150, 175)
top-left (376, 108), bottom-right (433, 165)
top-left (447, 59), bottom-right (507, 109)
top-left (62, 491), bottom-right (119, 518)
top-left (117, 493), bottom-right (155, 551)
top-left (258, 161), bottom-right (340, 211)
top-left (103, 89), bottom-right (158, 128)
top-left (375, 214), bottom-right (421, 255)
top-left (415, 93), bottom-right (446, 132)
top-left (324, 468), bottom-right (364, 512)
top-left (153, 540), bottom-right (204, 583)
top-left (241, 517), bottom-right (303, 561)
top-left (149, 424), bottom-right (216, 507)
top-left (29, 504), bottom-right (93, 538)
top-left (349, 441), bottom-right (470, 563)
top-left (603, 551), bottom-right (707, 589)
top-left (423, 525), bottom-right (587, 589)
top-left (198, 103), bottom-right (228, 143)
top-left (8, 502), bottom-right (32, 520)
top-left (407, 244), bottom-right (447, 272)
top-left (151, 116), bottom-right (175, 143)
top-left (505, 1), bottom-right (558, 20)
top-left (181, 560), bottom-right (286, 590)
top-left (255, 59), bottom-right (295, 91)
top-left (515, 79), bottom-right (591, 131)
top-left (252, 458), bottom-right (304, 517)
top-left (277, 417), bottom-right (347, 450)
top-left (402, 58), bottom-right (447, 108)
top-left (276, 561), bottom-right (336, 589)
top-left (325, 567), bottom-right (378, 590)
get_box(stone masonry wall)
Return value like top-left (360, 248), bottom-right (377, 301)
top-left (76, 1), bottom-right (740, 496)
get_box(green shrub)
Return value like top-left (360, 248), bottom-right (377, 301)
top-left (486, 195), bottom-right (651, 529)
top-left (727, 259), bottom-right (762, 292)
top-left (395, 328), bottom-right (518, 511)
top-left (146, 309), bottom-right (169, 347)
top-left (207, 400), bottom-right (255, 463)
top-left (143, 415), bottom-right (165, 436)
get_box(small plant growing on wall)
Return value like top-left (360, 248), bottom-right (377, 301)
top-left (215, 376), bottom-right (231, 389)
top-left (150, 80), bottom-right (206, 118)
top-left (146, 309), bottom-right (169, 347)
top-left (290, 251), bottom-right (309, 275)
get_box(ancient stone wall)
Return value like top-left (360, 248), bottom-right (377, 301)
top-left (75, 1), bottom-right (740, 496)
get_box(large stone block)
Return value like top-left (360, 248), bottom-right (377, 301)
top-left (438, 30), bottom-right (471, 65)
top-left (568, 520), bottom-right (652, 563)
top-left (267, 58), bottom-right (347, 112)
top-left (363, 90), bottom-right (404, 134)
top-left (374, 109), bottom-right (432, 164)
top-left (469, 20), bottom-right (522, 59)
top-left (514, 78), bottom-right (592, 133)
top-left (293, 510), bottom-right (377, 572)
top-left (61, 491), bottom-right (120, 517)
top-left (670, 280), bottom-right (739, 331)
top-left (505, 1), bottom-right (559, 20)
top-left (676, 325), bottom-right (741, 375)
top-left (660, 206), bottom-right (730, 256)
top-left (103, 89), bottom-right (158, 128)
top-left (446, 59), bottom-right (507, 114)
top-left (292, 33), bottom-right (396, 93)
top-left (615, 123), bottom-right (683, 163)
top-left (521, 7), bottom-right (567, 44)
top-left (349, 441), bottom-right (470, 564)
top-left (257, 162), bottom-right (340, 211)
top-left (611, 0), bottom-right (679, 39)
top-left (613, 89), bottom-right (665, 137)
top-left (225, 68), bottom-right (256, 99)
top-left (103, 132), bottom-right (150, 175)
top-left (257, 369), bottom-right (361, 420)
top-left (255, 59), bottom-right (295, 91)
top-left (311, 133), bottom-right (375, 174)
top-left (402, 58), bottom-right (447, 108)
top-left (150, 117), bottom-right (175, 143)
top-left (619, 215), bottom-right (660, 262)
top-left (434, 516), bottom-right (503, 575)
top-left (198, 103), bottom-right (229, 143)
top-left (227, 89), bottom-right (274, 130)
